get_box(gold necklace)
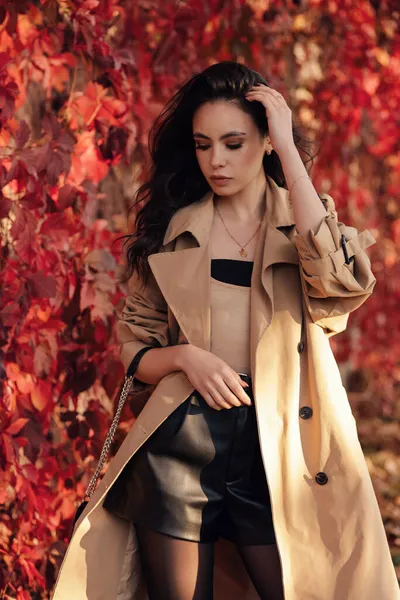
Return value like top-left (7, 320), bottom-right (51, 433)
top-left (215, 205), bottom-right (262, 258)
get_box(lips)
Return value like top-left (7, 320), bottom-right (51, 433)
top-left (210, 177), bottom-right (232, 187)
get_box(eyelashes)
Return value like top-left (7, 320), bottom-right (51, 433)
top-left (195, 143), bottom-right (243, 151)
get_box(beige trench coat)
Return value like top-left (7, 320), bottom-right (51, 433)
top-left (51, 175), bottom-right (399, 599)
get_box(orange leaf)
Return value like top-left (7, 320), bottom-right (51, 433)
top-left (5, 418), bottom-right (29, 436)
top-left (5, 362), bottom-right (22, 381)
top-left (31, 380), bottom-right (52, 412)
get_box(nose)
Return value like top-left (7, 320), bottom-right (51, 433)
top-left (210, 148), bottom-right (226, 169)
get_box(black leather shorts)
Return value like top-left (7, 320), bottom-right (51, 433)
top-left (104, 375), bottom-right (276, 545)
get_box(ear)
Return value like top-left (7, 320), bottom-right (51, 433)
top-left (264, 136), bottom-right (273, 154)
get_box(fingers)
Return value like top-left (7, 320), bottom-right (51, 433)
top-left (202, 393), bottom-right (222, 411)
top-left (245, 92), bottom-right (280, 109)
top-left (245, 85), bottom-right (286, 108)
top-left (202, 374), bottom-right (252, 410)
top-left (247, 84), bottom-right (285, 99)
top-left (210, 388), bottom-right (240, 409)
top-left (228, 377), bottom-right (252, 406)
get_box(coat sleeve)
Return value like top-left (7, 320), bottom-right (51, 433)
top-left (292, 193), bottom-right (377, 337)
top-left (117, 269), bottom-right (170, 374)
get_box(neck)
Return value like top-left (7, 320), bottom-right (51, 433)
top-left (214, 172), bottom-right (267, 223)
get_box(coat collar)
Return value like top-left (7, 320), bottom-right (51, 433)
top-left (163, 174), bottom-right (296, 247)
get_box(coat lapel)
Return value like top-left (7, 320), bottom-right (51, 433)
top-left (148, 191), bottom-right (214, 352)
top-left (148, 244), bottom-right (212, 351)
top-left (148, 175), bottom-right (300, 365)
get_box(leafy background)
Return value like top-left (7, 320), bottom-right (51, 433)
top-left (0, 0), bottom-right (399, 597)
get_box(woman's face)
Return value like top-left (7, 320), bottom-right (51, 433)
top-left (192, 100), bottom-right (269, 196)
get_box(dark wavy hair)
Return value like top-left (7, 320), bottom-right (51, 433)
top-left (117, 61), bottom-right (316, 285)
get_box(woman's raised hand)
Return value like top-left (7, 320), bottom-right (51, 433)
top-left (176, 344), bottom-right (252, 410)
top-left (245, 84), bottom-right (294, 156)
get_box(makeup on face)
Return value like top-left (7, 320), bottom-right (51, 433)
top-left (192, 102), bottom-right (267, 195)
top-left (194, 132), bottom-right (246, 154)
top-left (193, 132), bottom-right (247, 183)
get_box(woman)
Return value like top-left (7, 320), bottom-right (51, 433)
top-left (52, 62), bottom-right (399, 600)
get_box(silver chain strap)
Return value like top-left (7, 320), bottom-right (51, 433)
top-left (84, 375), bottom-right (134, 499)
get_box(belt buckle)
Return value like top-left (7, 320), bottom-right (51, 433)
top-left (238, 372), bottom-right (251, 384)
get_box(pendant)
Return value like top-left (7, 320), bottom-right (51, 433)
top-left (239, 248), bottom-right (247, 257)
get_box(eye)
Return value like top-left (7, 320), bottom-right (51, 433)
top-left (194, 143), bottom-right (243, 151)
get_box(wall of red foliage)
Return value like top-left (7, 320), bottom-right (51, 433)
top-left (0, 1), bottom-right (399, 596)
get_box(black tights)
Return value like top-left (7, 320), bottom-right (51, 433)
top-left (136, 525), bottom-right (285, 600)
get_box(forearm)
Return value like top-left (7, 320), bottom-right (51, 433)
top-left (278, 144), bottom-right (328, 236)
top-left (134, 344), bottom-right (190, 385)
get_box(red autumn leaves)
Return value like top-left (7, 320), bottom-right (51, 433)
top-left (1, 0), bottom-right (400, 595)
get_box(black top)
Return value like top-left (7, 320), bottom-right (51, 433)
top-left (211, 259), bottom-right (253, 287)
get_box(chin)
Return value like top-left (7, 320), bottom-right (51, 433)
top-left (211, 189), bottom-right (231, 196)
top-left (210, 183), bottom-right (242, 196)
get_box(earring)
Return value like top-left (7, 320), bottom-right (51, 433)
top-left (266, 148), bottom-right (272, 155)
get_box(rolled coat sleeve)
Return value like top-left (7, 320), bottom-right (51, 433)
top-left (292, 194), bottom-right (377, 336)
top-left (117, 269), bottom-right (170, 374)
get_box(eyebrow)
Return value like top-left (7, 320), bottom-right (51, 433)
top-left (193, 131), bottom-right (247, 140)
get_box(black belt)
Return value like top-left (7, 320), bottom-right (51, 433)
top-left (238, 372), bottom-right (252, 387)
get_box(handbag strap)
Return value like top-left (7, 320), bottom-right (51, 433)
top-left (84, 374), bottom-right (134, 499)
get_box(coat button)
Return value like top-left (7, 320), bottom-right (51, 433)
top-left (315, 472), bottom-right (328, 485)
top-left (297, 341), bottom-right (305, 353)
top-left (299, 406), bottom-right (313, 419)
